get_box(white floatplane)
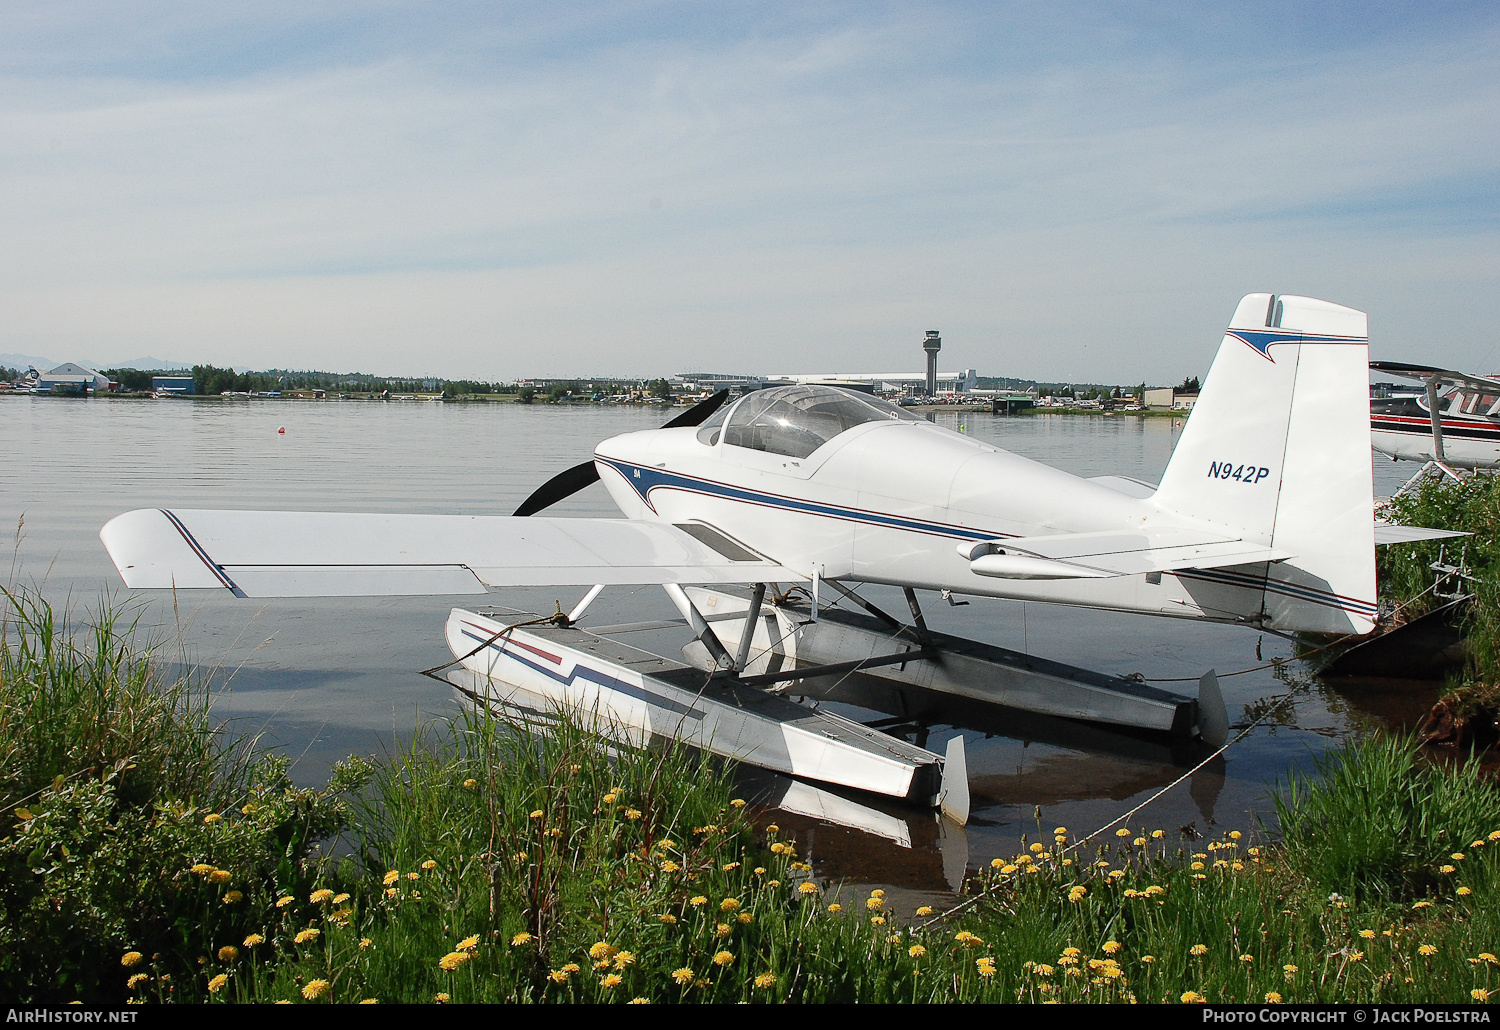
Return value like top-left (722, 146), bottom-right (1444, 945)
top-left (1370, 360), bottom-right (1500, 473)
top-left (99, 293), bottom-right (1455, 821)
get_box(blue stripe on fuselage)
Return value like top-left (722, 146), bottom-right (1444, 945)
top-left (595, 456), bottom-right (1003, 542)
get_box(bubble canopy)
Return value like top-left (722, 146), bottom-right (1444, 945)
top-left (696, 385), bottom-right (922, 458)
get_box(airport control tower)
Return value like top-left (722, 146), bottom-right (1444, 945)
top-left (922, 330), bottom-right (941, 396)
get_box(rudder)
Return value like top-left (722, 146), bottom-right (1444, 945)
top-left (1152, 294), bottom-right (1374, 634)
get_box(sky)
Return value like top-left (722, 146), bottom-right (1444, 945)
top-left (2, 1), bottom-right (1497, 384)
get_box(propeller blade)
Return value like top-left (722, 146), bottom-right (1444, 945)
top-left (512, 460), bottom-right (600, 517)
top-left (661, 389), bottom-right (730, 429)
top-left (513, 391), bottom-right (731, 516)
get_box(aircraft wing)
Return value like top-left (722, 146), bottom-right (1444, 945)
top-left (101, 508), bottom-right (805, 597)
top-left (962, 527), bottom-right (1294, 580)
top-left (1369, 361), bottom-right (1500, 393)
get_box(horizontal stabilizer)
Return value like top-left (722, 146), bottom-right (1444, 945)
top-left (1373, 523), bottom-right (1469, 545)
top-left (961, 527), bottom-right (1293, 579)
top-left (101, 508), bottom-right (804, 597)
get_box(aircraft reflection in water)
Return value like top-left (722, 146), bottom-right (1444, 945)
top-left (100, 293), bottom-right (1453, 829)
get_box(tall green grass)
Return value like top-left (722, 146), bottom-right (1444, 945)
top-left (1379, 469), bottom-right (1500, 683)
top-left (7, 584), bottom-right (1500, 1004)
top-left (1273, 734), bottom-right (1500, 901)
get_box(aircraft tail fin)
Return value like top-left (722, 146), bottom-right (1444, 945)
top-left (1151, 294), bottom-right (1375, 634)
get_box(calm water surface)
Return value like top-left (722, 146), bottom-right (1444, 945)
top-left (0, 396), bottom-right (1427, 905)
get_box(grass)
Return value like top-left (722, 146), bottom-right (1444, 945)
top-left (5, 584), bottom-right (1500, 1004)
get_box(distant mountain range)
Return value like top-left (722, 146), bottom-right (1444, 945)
top-left (0, 353), bottom-right (191, 372)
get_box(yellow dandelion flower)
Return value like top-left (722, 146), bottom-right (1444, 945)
top-left (828, 903), bottom-right (841, 913)
top-left (126, 974), bottom-right (148, 989)
top-left (1115, 828), bottom-right (1131, 838)
top-left (434, 992), bottom-right (450, 1003)
top-left (208, 869), bottom-right (232, 884)
top-left (1283, 964), bottom-right (1298, 979)
top-left (1453, 852), bottom-right (1466, 861)
top-left (221, 891), bottom-right (242, 904)
top-left (720, 898), bottom-right (740, 912)
top-left (359, 938), bottom-right (372, 949)
top-left (672, 968), bottom-right (695, 985)
top-left (737, 913), bottom-right (752, 924)
top-left (1181, 991), bottom-right (1206, 1003)
top-left (976, 957), bottom-right (997, 977)
top-left (955, 931), bottom-right (984, 947)
top-left (1002, 864), bottom-right (1018, 875)
top-left (755, 972), bottom-right (777, 988)
top-left (713, 951), bottom-right (734, 967)
top-left (1133, 837), bottom-right (1147, 847)
top-left (1441, 864), bottom-right (1457, 874)
top-left (208, 973), bottom-right (228, 993)
top-left (310, 889), bottom-right (334, 904)
top-left (628, 997), bottom-right (650, 1005)
top-left (1061, 947), bottom-right (1081, 958)
top-left (1190, 944), bottom-right (1208, 956)
top-left (625, 809), bottom-right (642, 820)
top-left (217, 946), bottom-right (239, 962)
top-left (909, 945), bottom-right (928, 959)
top-left (1035, 964), bottom-right (1055, 977)
top-left (508, 932), bottom-right (531, 947)
top-left (406, 872), bottom-right (420, 881)
top-left (866, 897), bottom-right (883, 911)
top-left (294, 928), bottom-right (320, 944)
top-left (689, 896), bottom-right (708, 907)
top-left (514, 852), bottom-right (529, 863)
top-left (1190, 861), bottom-right (1205, 871)
top-left (549, 969), bottom-right (571, 984)
top-left (1141, 955), bottom-right (1155, 964)
top-left (190, 863), bottom-right (214, 876)
top-left (602, 793), bottom-right (616, 804)
top-left (1239, 954), bottom-right (1253, 963)
top-left (731, 798), bottom-right (747, 808)
top-left (589, 942), bottom-right (617, 961)
top-left (462, 778), bottom-right (478, 789)
top-left (1350, 951), bottom-right (1365, 962)
top-left (1474, 989), bottom-right (1492, 1002)
top-left (359, 999), bottom-right (378, 1004)
top-left (1265, 992), bottom-right (1282, 1004)
top-left (1458, 886), bottom-right (1473, 896)
top-left (420, 859), bottom-right (437, 870)
top-left (1152, 829), bottom-right (1165, 838)
top-left (1489, 830), bottom-right (1500, 841)
top-left (1413, 901), bottom-right (1434, 909)
top-left (754, 867), bottom-right (767, 875)
top-left (871, 916), bottom-right (886, 925)
top-left (797, 881), bottom-right (819, 896)
top-left (915, 906), bottom-right (934, 916)
top-left (243, 934), bottom-right (264, 948)
top-left (1103, 941), bottom-right (1122, 955)
top-left (439, 952), bottom-right (470, 971)
top-left (614, 951), bottom-right (636, 970)
top-left (659, 914), bottom-right (677, 924)
top-left (660, 860), bottom-right (680, 873)
top-left (302, 979), bottom-right (330, 1000)
top-left (1479, 953), bottom-right (1498, 964)
top-left (121, 952), bottom-right (143, 968)
top-left (204, 813), bottom-right (222, 825)
top-left (1418, 944), bottom-right (1437, 957)
top-left (714, 922), bottom-right (732, 938)
top-left (382, 871), bottom-right (399, 886)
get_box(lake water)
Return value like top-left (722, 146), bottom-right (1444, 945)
top-left (0, 395), bottom-right (1429, 905)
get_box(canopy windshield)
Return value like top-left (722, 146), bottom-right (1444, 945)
top-left (708, 385), bottom-right (920, 458)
